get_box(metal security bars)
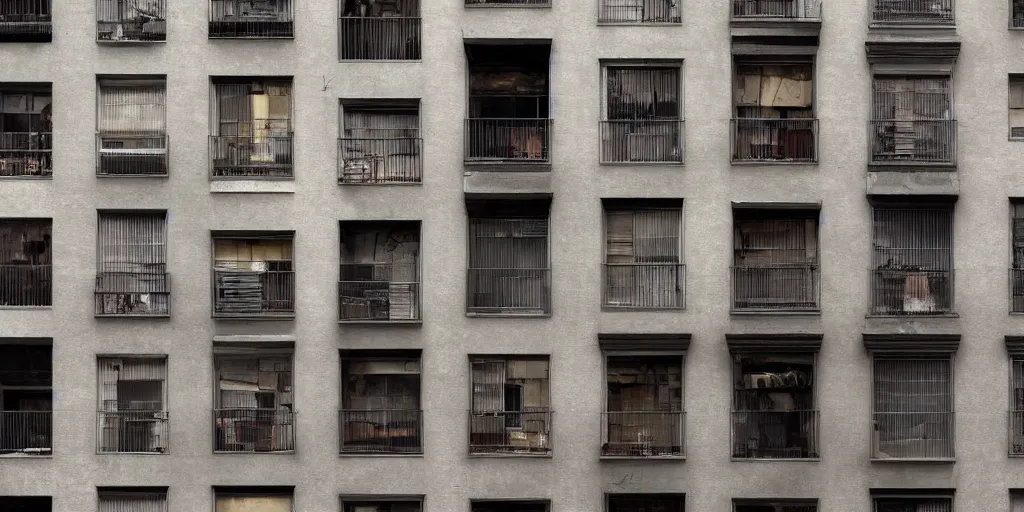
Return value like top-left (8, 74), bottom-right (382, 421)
top-left (472, 502), bottom-right (549, 512)
top-left (338, 221), bottom-right (420, 321)
top-left (465, 0), bottom-right (549, 6)
top-left (98, 490), bottom-right (169, 512)
top-left (469, 357), bottom-right (551, 455)
top-left (96, 0), bottom-right (166, 42)
top-left (338, 0), bottom-right (420, 60)
top-left (1012, 203), bottom-right (1024, 313)
top-left (0, 219), bottom-right (51, 307)
top-left (97, 357), bottom-right (168, 453)
top-left (598, 0), bottom-right (680, 23)
top-left (732, 354), bottom-right (818, 459)
top-left (0, 344), bottom-right (52, 456)
top-left (97, 78), bottom-right (168, 176)
top-left (735, 501), bottom-right (816, 512)
top-left (870, 206), bottom-right (954, 316)
top-left (467, 217), bottom-right (550, 315)
top-left (210, 80), bottom-right (293, 179)
top-left (603, 356), bottom-right (684, 458)
top-left (732, 65), bottom-right (816, 163)
top-left (214, 355), bottom-right (295, 453)
top-left (0, 0), bottom-right (51, 42)
top-left (209, 0), bottom-right (293, 38)
top-left (1011, 358), bottom-right (1024, 455)
top-left (603, 206), bottom-right (684, 309)
top-left (874, 497), bottom-right (951, 512)
top-left (601, 67), bottom-right (683, 163)
top-left (0, 86), bottom-right (52, 177)
top-left (339, 103), bottom-right (422, 184)
top-left (872, 0), bottom-right (953, 24)
top-left (1016, 0), bottom-right (1024, 27)
top-left (213, 235), bottom-right (295, 317)
top-left (95, 213), bottom-right (169, 316)
top-left (732, 0), bottom-right (821, 18)
top-left (732, 211), bottom-right (819, 311)
top-left (872, 357), bottom-right (954, 460)
top-left (464, 118), bottom-right (551, 163)
top-left (731, 118), bottom-right (818, 162)
top-left (340, 356), bottom-right (422, 454)
top-left (871, 77), bottom-right (956, 165)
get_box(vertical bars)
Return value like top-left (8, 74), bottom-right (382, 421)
top-left (339, 106), bottom-right (422, 184)
top-left (0, 0), bottom-right (52, 41)
top-left (468, 357), bottom-right (552, 455)
top-left (338, 0), bottom-right (420, 60)
top-left (0, 218), bottom-right (52, 306)
top-left (0, 85), bottom-right (52, 177)
top-left (208, 0), bottom-right (294, 38)
top-left (95, 212), bottom-right (169, 316)
top-left (871, 0), bottom-right (954, 24)
top-left (603, 207), bottom-right (684, 309)
top-left (467, 217), bottom-right (550, 315)
top-left (871, 357), bottom-right (954, 459)
top-left (732, 213), bottom-right (819, 311)
top-left (96, 0), bottom-right (167, 42)
top-left (98, 491), bottom-right (168, 512)
top-left (96, 79), bottom-right (168, 176)
top-left (96, 357), bottom-right (168, 453)
top-left (602, 67), bottom-right (683, 163)
top-left (870, 206), bottom-right (953, 315)
top-left (598, 0), bottom-right (680, 23)
top-left (870, 76), bottom-right (956, 164)
top-left (210, 80), bottom-right (294, 179)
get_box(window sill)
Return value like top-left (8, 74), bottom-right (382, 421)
top-left (0, 305), bottom-right (52, 310)
top-left (602, 306), bottom-right (685, 312)
top-left (338, 319), bottom-right (423, 325)
top-left (600, 455), bottom-right (685, 461)
top-left (464, 3), bottom-right (552, 8)
top-left (339, 180), bottom-right (423, 186)
top-left (0, 175), bottom-right (52, 180)
top-left (732, 457), bottom-right (820, 462)
top-left (97, 173), bottom-right (169, 178)
top-left (596, 21), bottom-right (682, 26)
top-left (599, 161), bottom-right (685, 167)
top-left (0, 453), bottom-right (52, 458)
top-left (1010, 136), bottom-right (1024, 141)
top-left (210, 180), bottom-right (295, 194)
top-left (339, 452), bottom-right (424, 458)
top-left (95, 313), bottom-right (171, 319)
top-left (731, 309), bottom-right (821, 316)
top-left (213, 313), bottom-right (296, 321)
top-left (731, 160), bottom-right (818, 166)
top-left (870, 457), bottom-right (955, 463)
top-left (338, 59), bottom-right (422, 63)
top-left (97, 451), bottom-right (167, 455)
top-left (468, 452), bottom-right (552, 458)
top-left (466, 312), bottom-right (551, 318)
top-left (868, 22), bottom-right (956, 30)
top-left (96, 39), bottom-right (166, 45)
top-left (213, 450), bottom-right (296, 455)
top-left (865, 313), bottom-right (959, 319)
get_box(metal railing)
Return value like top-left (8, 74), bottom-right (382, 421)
top-left (1011, 268), bottom-right (1024, 313)
top-left (732, 410), bottom-right (819, 459)
top-left (208, 0), bottom-right (293, 37)
top-left (732, 0), bottom-right (821, 18)
top-left (0, 132), bottom-right (52, 177)
top-left (598, 0), bottom-right (680, 23)
top-left (96, 0), bottom-right (166, 42)
top-left (0, 264), bottom-right (51, 306)
top-left (871, 0), bottom-right (953, 24)
top-left (872, 411), bottom-right (954, 460)
top-left (1015, 1), bottom-right (1024, 27)
top-left (601, 411), bottom-right (685, 457)
top-left (338, 137), bottom-right (422, 184)
top-left (97, 135), bottom-right (169, 176)
top-left (95, 272), bottom-right (170, 317)
top-left (0, 411), bottom-right (52, 455)
top-left (467, 268), bottom-right (551, 315)
top-left (465, 0), bottom-right (549, 6)
top-left (464, 118), bottom-right (551, 164)
top-left (731, 118), bottom-right (818, 163)
top-left (338, 281), bottom-right (420, 322)
top-left (339, 409), bottom-right (423, 454)
top-left (599, 120), bottom-right (684, 163)
top-left (338, 17), bottom-right (421, 60)
top-left (603, 263), bottom-right (685, 309)
top-left (0, 0), bottom-right (51, 40)
top-left (96, 410), bottom-right (168, 454)
top-left (213, 268), bottom-right (295, 316)
top-left (731, 265), bottom-right (820, 311)
top-left (210, 136), bottom-right (293, 178)
top-left (870, 120), bottom-right (957, 165)
top-left (870, 268), bottom-right (953, 316)
top-left (469, 409), bottom-right (552, 455)
top-left (213, 408), bottom-right (295, 452)
top-left (1010, 410), bottom-right (1024, 455)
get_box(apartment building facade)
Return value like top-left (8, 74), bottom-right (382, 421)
top-left (2, 0), bottom-right (1024, 511)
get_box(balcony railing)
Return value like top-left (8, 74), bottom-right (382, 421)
top-left (0, 264), bottom-right (52, 306)
top-left (598, 0), bottom-right (680, 23)
top-left (603, 263), bottom-right (685, 309)
top-left (469, 409), bottom-right (552, 455)
top-left (210, 136), bottom-right (293, 179)
top-left (731, 265), bottom-right (820, 312)
top-left (871, 0), bottom-right (953, 24)
top-left (208, 0), bottom-right (293, 38)
top-left (732, 410), bottom-right (819, 459)
top-left (95, 272), bottom-right (170, 317)
top-left (599, 120), bottom-right (684, 164)
top-left (0, 411), bottom-right (52, 456)
top-left (601, 411), bottom-right (685, 458)
top-left (338, 137), bottom-right (422, 184)
top-left (339, 409), bottom-right (423, 454)
top-left (1011, 268), bottom-right (1024, 313)
top-left (213, 268), bottom-right (295, 317)
top-left (465, 0), bottom-right (549, 6)
top-left (872, 411), bottom-right (954, 460)
top-left (731, 118), bottom-right (818, 163)
top-left (213, 408), bottom-right (295, 453)
top-left (732, 0), bottom-right (821, 18)
top-left (96, 0), bottom-right (166, 42)
top-left (1015, 2), bottom-right (1024, 27)
top-left (467, 268), bottom-right (551, 316)
top-left (0, 0), bottom-right (52, 42)
top-left (1010, 410), bottom-right (1024, 455)
top-left (96, 135), bottom-right (168, 176)
top-left (870, 268), bottom-right (953, 316)
top-left (464, 118), bottom-right (551, 164)
top-left (97, 410), bottom-right (168, 454)
top-left (0, 132), bottom-right (52, 177)
top-left (338, 279), bottom-right (420, 322)
top-left (338, 17), bottom-right (421, 60)
top-left (870, 120), bottom-right (957, 165)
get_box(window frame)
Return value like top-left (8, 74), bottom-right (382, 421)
top-left (601, 199), bottom-right (685, 310)
top-left (600, 349), bottom-right (686, 458)
top-left (1011, 74), bottom-right (1024, 140)
top-left (869, 353), bottom-right (955, 461)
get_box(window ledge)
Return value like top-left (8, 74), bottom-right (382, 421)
top-left (0, 175), bottom-right (52, 180)
top-left (468, 452), bottom-right (553, 458)
top-left (0, 454), bottom-right (52, 458)
top-left (731, 160), bottom-right (819, 166)
top-left (865, 313), bottom-right (959, 319)
top-left (338, 319), bottom-right (423, 326)
top-left (600, 455), bottom-right (685, 461)
top-left (213, 450), bottom-right (296, 455)
top-left (0, 306), bottom-right (52, 310)
top-left (870, 457), bottom-right (955, 463)
top-left (1011, 136), bottom-right (1024, 142)
top-left (599, 161), bottom-right (685, 167)
top-left (731, 310), bottom-right (821, 316)
top-left (731, 457), bottom-right (820, 462)
top-left (97, 173), bottom-right (169, 179)
top-left (1008, 452), bottom-right (1024, 457)
top-left (466, 312), bottom-right (551, 318)
top-left (339, 180), bottom-right (423, 186)
top-left (602, 306), bottom-right (685, 312)
top-left (339, 452), bottom-right (424, 458)
top-left (464, 3), bottom-right (552, 7)
top-left (213, 313), bottom-right (296, 321)
top-left (596, 22), bottom-right (682, 26)
top-left (97, 451), bottom-right (167, 455)
top-left (210, 180), bottom-right (295, 194)
top-left (95, 314), bottom-right (171, 319)
top-left (338, 59), bottom-right (423, 64)
top-left (96, 39), bottom-right (166, 45)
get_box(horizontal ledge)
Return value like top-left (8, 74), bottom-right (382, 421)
top-left (599, 455), bottom-right (686, 461)
top-left (213, 334), bottom-right (297, 343)
top-left (731, 457), bottom-right (820, 462)
top-left (467, 453), bottom-right (553, 458)
top-left (339, 453), bottom-right (425, 458)
top-left (338, 320), bottom-right (423, 325)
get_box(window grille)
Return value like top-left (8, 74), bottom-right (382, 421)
top-left (96, 212), bottom-right (169, 316)
top-left (0, 85), bottom-right (52, 177)
top-left (733, 210), bottom-right (819, 311)
top-left (340, 354), bottom-right (422, 454)
top-left (870, 206), bottom-right (953, 315)
top-left (601, 67), bottom-right (683, 163)
top-left (872, 358), bottom-right (954, 459)
top-left (96, 357), bottom-right (168, 453)
top-left (469, 357), bottom-right (551, 454)
top-left (467, 216), bottom-right (550, 315)
top-left (870, 76), bottom-right (955, 164)
top-left (210, 79), bottom-right (293, 178)
top-left (213, 354), bottom-right (295, 453)
top-left (604, 206), bottom-right (683, 308)
top-left (0, 218), bottom-right (51, 306)
top-left (339, 101), bottom-right (421, 184)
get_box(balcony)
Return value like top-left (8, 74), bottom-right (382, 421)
top-left (465, 0), bottom-right (549, 6)
top-left (603, 263), bottom-right (685, 309)
top-left (599, 121), bottom-right (684, 164)
top-left (338, 137), bottom-right (422, 184)
top-left (870, 268), bottom-right (953, 316)
top-left (732, 410), bottom-right (819, 459)
top-left (731, 265), bottom-right (820, 312)
top-left (0, 132), bottom-right (51, 178)
top-left (872, 411), bottom-right (954, 460)
top-left (601, 411), bottom-right (685, 458)
top-left (871, 0), bottom-right (953, 25)
top-left (96, 0), bottom-right (166, 42)
top-left (209, 136), bottom-right (293, 179)
top-left (469, 409), bottom-right (551, 455)
top-left (0, 411), bottom-right (52, 456)
top-left (0, 0), bottom-right (51, 42)
top-left (1015, 0), bottom-right (1024, 28)
top-left (338, 280), bottom-right (420, 323)
top-left (731, 118), bottom-right (818, 164)
top-left (213, 408), bottom-right (295, 453)
top-left (94, 272), bottom-right (170, 317)
top-left (339, 409), bottom-right (423, 454)
top-left (97, 135), bottom-right (168, 177)
top-left (337, 17), bottom-right (421, 60)
top-left (870, 120), bottom-right (957, 167)
top-left (209, 0), bottom-right (293, 38)
top-left (0, 264), bottom-right (51, 307)
top-left (467, 268), bottom-right (551, 316)
top-left (732, 0), bottom-right (820, 18)
top-left (213, 267), bottom-right (295, 317)
top-left (1010, 410), bottom-right (1024, 455)
top-left (597, 0), bottom-right (680, 23)
top-left (96, 410), bottom-right (168, 454)
top-left (464, 118), bottom-right (551, 165)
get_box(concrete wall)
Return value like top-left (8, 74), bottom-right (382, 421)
top-left (1, 0), bottom-right (1023, 510)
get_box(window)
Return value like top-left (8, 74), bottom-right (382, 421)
top-left (871, 0), bottom-right (954, 25)
top-left (609, 494), bottom-right (685, 512)
top-left (0, 83), bottom-right (51, 177)
top-left (602, 354), bottom-right (684, 457)
top-left (598, 0), bottom-right (679, 23)
top-left (98, 488), bottom-right (168, 512)
top-left (341, 497), bottom-right (423, 512)
top-left (210, 78), bottom-right (293, 179)
top-left (1011, 202), bottom-right (1024, 313)
top-left (96, 0), bottom-right (167, 42)
top-left (215, 488), bottom-right (294, 512)
top-left (734, 500), bottom-right (816, 512)
top-left (1012, 75), bottom-right (1024, 138)
top-left (96, 77), bottom-right (168, 176)
top-left (732, 206), bottom-right (819, 312)
top-left (0, 340), bottom-right (52, 456)
top-left (340, 350), bottom-right (423, 454)
top-left (870, 76), bottom-right (955, 165)
top-left (1013, 493), bottom-right (1024, 511)
top-left (213, 344), bottom-right (295, 453)
top-left (732, 63), bottom-right (816, 163)
top-left (212, 231), bottom-right (295, 317)
top-left (872, 495), bottom-right (952, 512)
top-left (0, 497), bottom-right (50, 512)
top-left (338, 0), bottom-right (420, 60)
top-left (871, 357), bottom-right (954, 460)
top-left (472, 501), bottom-right (549, 512)
top-left (603, 200), bottom-right (684, 309)
top-left (1011, 356), bottom-right (1024, 455)
top-left (0, 218), bottom-right (51, 307)
top-left (339, 100), bottom-right (422, 184)
top-left (870, 204), bottom-right (954, 315)
top-left (731, 351), bottom-right (818, 459)
top-left (0, 0), bottom-right (51, 42)
top-left (1015, 0), bottom-right (1024, 27)
top-left (96, 357), bottom-right (168, 454)
top-left (95, 211), bottom-right (169, 316)
top-left (469, 356), bottom-right (551, 455)
top-left (732, 0), bottom-right (819, 18)
top-left (338, 221), bottom-right (420, 321)
top-left (208, 0), bottom-right (293, 38)
top-left (600, 64), bottom-right (683, 163)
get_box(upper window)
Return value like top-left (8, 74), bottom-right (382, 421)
top-left (339, 350), bottom-right (423, 454)
top-left (1015, 0), bottom-right (1024, 27)
top-left (97, 0), bottom-right (166, 42)
top-left (869, 203), bottom-right (954, 316)
top-left (215, 489), bottom-right (294, 512)
top-left (339, 100), bottom-right (422, 184)
top-left (0, 340), bottom-right (53, 456)
top-left (97, 356), bottom-right (168, 454)
top-left (469, 356), bottom-right (551, 456)
top-left (341, 498), bottom-right (423, 512)
top-left (872, 495), bottom-right (952, 512)
top-left (0, 83), bottom-right (52, 178)
top-left (734, 500), bottom-right (816, 512)
top-left (732, 207), bottom-right (820, 312)
top-left (213, 345), bottom-right (295, 453)
top-left (212, 231), bottom-right (295, 317)
top-left (338, 221), bottom-right (421, 322)
top-left (1011, 358), bottom-right (1024, 455)
top-left (871, 357), bottom-right (954, 460)
top-left (1011, 202), bottom-right (1024, 313)
top-left (602, 355), bottom-right (685, 458)
top-left (0, 1), bottom-right (51, 42)
top-left (0, 218), bottom-right (52, 307)
top-left (98, 489), bottom-right (168, 512)
top-left (210, 78), bottom-right (293, 180)
top-left (208, 0), bottom-right (293, 38)
top-left (472, 501), bottom-right (549, 512)
top-left (1011, 75), bottom-right (1024, 138)
top-left (731, 352), bottom-right (818, 459)
top-left (338, 0), bottom-right (420, 60)
top-left (870, 76), bottom-right (955, 166)
top-left (732, 63), bottom-right (817, 163)
top-left (96, 77), bottom-right (168, 176)
top-left (602, 199), bottom-right (684, 309)
top-left (601, 64), bottom-right (683, 164)
top-left (95, 211), bottom-right (169, 317)
top-left (871, 0), bottom-right (954, 25)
